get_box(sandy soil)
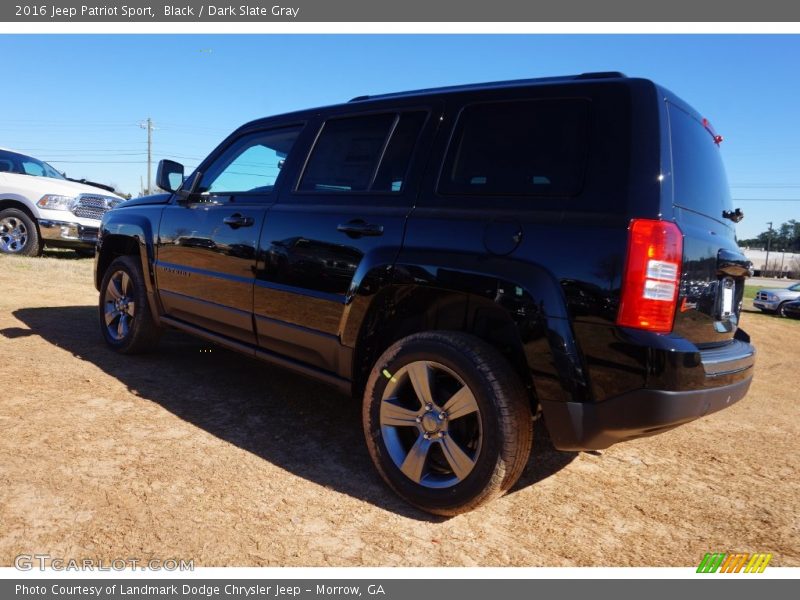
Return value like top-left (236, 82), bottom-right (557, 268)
top-left (0, 251), bottom-right (798, 567)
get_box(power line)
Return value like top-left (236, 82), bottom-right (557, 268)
top-left (0, 125), bottom-right (137, 131)
top-left (158, 154), bottom-right (206, 161)
top-left (11, 144), bottom-right (148, 149)
top-left (158, 122), bottom-right (231, 133)
top-left (0, 119), bottom-right (136, 124)
top-left (733, 198), bottom-right (800, 202)
top-left (731, 184), bottom-right (800, 188)
top-left (42, 153), bottom-right (147, 158)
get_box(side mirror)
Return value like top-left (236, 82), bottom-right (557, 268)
top-left (156, 159), bottom-right (185, 193)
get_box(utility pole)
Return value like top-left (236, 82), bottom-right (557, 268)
top-left (139, 118), bottom-right (154, 195)
top-left (765, 221), bottom-right (773, 278)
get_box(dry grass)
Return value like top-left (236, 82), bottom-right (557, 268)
top-left (0, 254), bottom-right (798, 567)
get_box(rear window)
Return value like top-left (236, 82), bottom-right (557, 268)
top-left (668, 103), bottom-right (732, 221)
top-left (438, 99), bottom-right (590, 197)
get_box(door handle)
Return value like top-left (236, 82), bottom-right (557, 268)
top-left (223, 214), bottom-right (254, 229)
top-left (337, 220), bottom-right (384, 238)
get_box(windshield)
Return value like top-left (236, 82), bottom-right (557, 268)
top-left (0, 149), bottom-right (66, 180)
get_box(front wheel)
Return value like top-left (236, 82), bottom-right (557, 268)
top-left (778, 302), bottom-right (789, 318)
top-left (0, 208), bottom-right (42, 256)
top-left (363, 331), bottom-right (533, 516)
top-left (98, 255), bottom-right (161, 354)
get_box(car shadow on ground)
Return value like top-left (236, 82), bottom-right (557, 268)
top-left (7, 305), bottom-right (577, 520)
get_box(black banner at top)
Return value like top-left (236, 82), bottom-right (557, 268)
top-left (3, 0), bottom-right (800, 22)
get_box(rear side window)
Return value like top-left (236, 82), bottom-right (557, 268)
top-left (299, 112), bottom-right (425, 193)
top-left (439, 99), bottom-right (590, 197)
top-left (668, 103), bottom-right (732, 221)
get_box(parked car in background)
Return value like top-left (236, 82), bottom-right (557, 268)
top-left (0, 148), bottom-right (123, 256)
top-left (752, 283), bottom-right (800, 317)
top-left (777, 299), bottom-right (800, 319)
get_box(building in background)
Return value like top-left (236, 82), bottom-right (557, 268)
top-left (741, 247), bottom-right (800, 278)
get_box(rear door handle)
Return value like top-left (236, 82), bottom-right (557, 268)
top-left (337, 220), bottom-right (384, 238)
top-left (223, 214), bottom-right (254, 229)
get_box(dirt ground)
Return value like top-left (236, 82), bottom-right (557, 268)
top-left (1, 251), bottom-right (798, 567)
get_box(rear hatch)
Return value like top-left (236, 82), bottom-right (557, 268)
top-left (666, 98), bottom-right (749, 345)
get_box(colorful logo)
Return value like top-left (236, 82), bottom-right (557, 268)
top-left (697, 553), bottom-right (772, 573)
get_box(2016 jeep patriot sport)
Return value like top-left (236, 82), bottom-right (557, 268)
top-left (95, 72), bottom-right (755, 515)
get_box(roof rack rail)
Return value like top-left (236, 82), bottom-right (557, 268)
top-left (575, 71), bottom-right (627, 80)
top-left (347, 71), bottom-right (628, 103)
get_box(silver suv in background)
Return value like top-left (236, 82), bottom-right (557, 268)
top-left (0, 148), bottom-right (123, 256)
top-left (753, 283), bottom-right (800, 317)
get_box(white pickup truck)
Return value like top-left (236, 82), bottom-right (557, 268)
top-left (0, 147), bottom-right (123, 256)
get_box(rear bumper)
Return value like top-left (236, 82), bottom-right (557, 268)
top-left (39, 219), bottom-right (99, 248)
top-left (543, 337), bottom-right (755, 451)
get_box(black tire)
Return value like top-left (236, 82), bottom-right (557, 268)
top-left (98, 255), bottom-right (161, 354)
top-left (0, 208), bottom-right (42, 256)
top-left (363, 331), bottom-right (533, 516)
top-left (778, 302), bottom-right (789, 318)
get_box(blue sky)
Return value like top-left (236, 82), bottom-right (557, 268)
top-left (0, 34), bottom-right (797, 239)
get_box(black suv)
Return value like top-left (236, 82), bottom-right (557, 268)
top-left (95, 72), bottom-right (755, 515)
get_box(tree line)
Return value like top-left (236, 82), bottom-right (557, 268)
top-left (738, 219), bottom-right (800, 252)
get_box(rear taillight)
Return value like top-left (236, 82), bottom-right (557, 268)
top-left (617, 219), bottom-right (683, 333)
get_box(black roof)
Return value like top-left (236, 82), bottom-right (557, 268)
top-left (348, 71), bottom-right (627, 103)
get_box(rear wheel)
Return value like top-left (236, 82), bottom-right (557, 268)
top-left (98, 255), bottom-right (161, 354)
top-left (363, 331), bottom-right (533, 516)
top-left (0, 208), bottom-right (41, 256)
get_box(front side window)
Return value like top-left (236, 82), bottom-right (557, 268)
top-left (198, 125), bottom-right (302, 195)
top-left (22, 160), bottom-right (45, 177)
top-left (439, 99), bottom-right (590, 197)
top-left (298, 112), bottom-right (425, 193)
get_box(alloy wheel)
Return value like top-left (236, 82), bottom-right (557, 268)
top-left (0, 216), bottom-right (29, 253)
top-left (379, 360), bottom-right (482, 489)
top-left (103, 270), bottom-right (136, 341)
